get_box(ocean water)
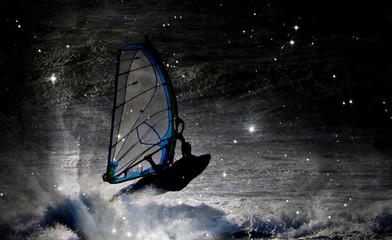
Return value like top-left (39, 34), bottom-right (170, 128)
top-left (1, 0), bottom-right (392, 239)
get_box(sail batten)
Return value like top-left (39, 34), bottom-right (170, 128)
top-left (118, 64), bottom-right (155, 76)
top-left (104, 42), bottom-right (178, 184)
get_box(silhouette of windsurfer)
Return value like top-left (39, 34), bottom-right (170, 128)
top-left (112, 136), bottom-right (210, 199)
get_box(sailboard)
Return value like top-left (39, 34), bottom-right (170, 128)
top-left (103, 40), bottom-right (180, 184)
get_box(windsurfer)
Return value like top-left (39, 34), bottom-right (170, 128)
top-left (125, 138), bottom-right (210, 193)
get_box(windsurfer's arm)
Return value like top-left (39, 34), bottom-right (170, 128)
top-left (175, 133), bottom-right (192, 158)
top-left (144, 155), bottom-right (163, 173)
top-left (175, 118), bottom-right (193, 158)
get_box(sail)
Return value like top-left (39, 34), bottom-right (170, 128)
top-left (104, 41), bottom-right (178, 184)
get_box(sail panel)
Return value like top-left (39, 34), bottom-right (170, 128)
top-left (105, 42), bottom-right (178, 184)
top-left (117, 74), bottom-right (127, 90)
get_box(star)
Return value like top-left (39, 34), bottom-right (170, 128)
top-left (49, 74), bottom-right (57, 84)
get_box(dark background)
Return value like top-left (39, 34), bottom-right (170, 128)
top-left (1, 0), bottom-right (392, 126)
